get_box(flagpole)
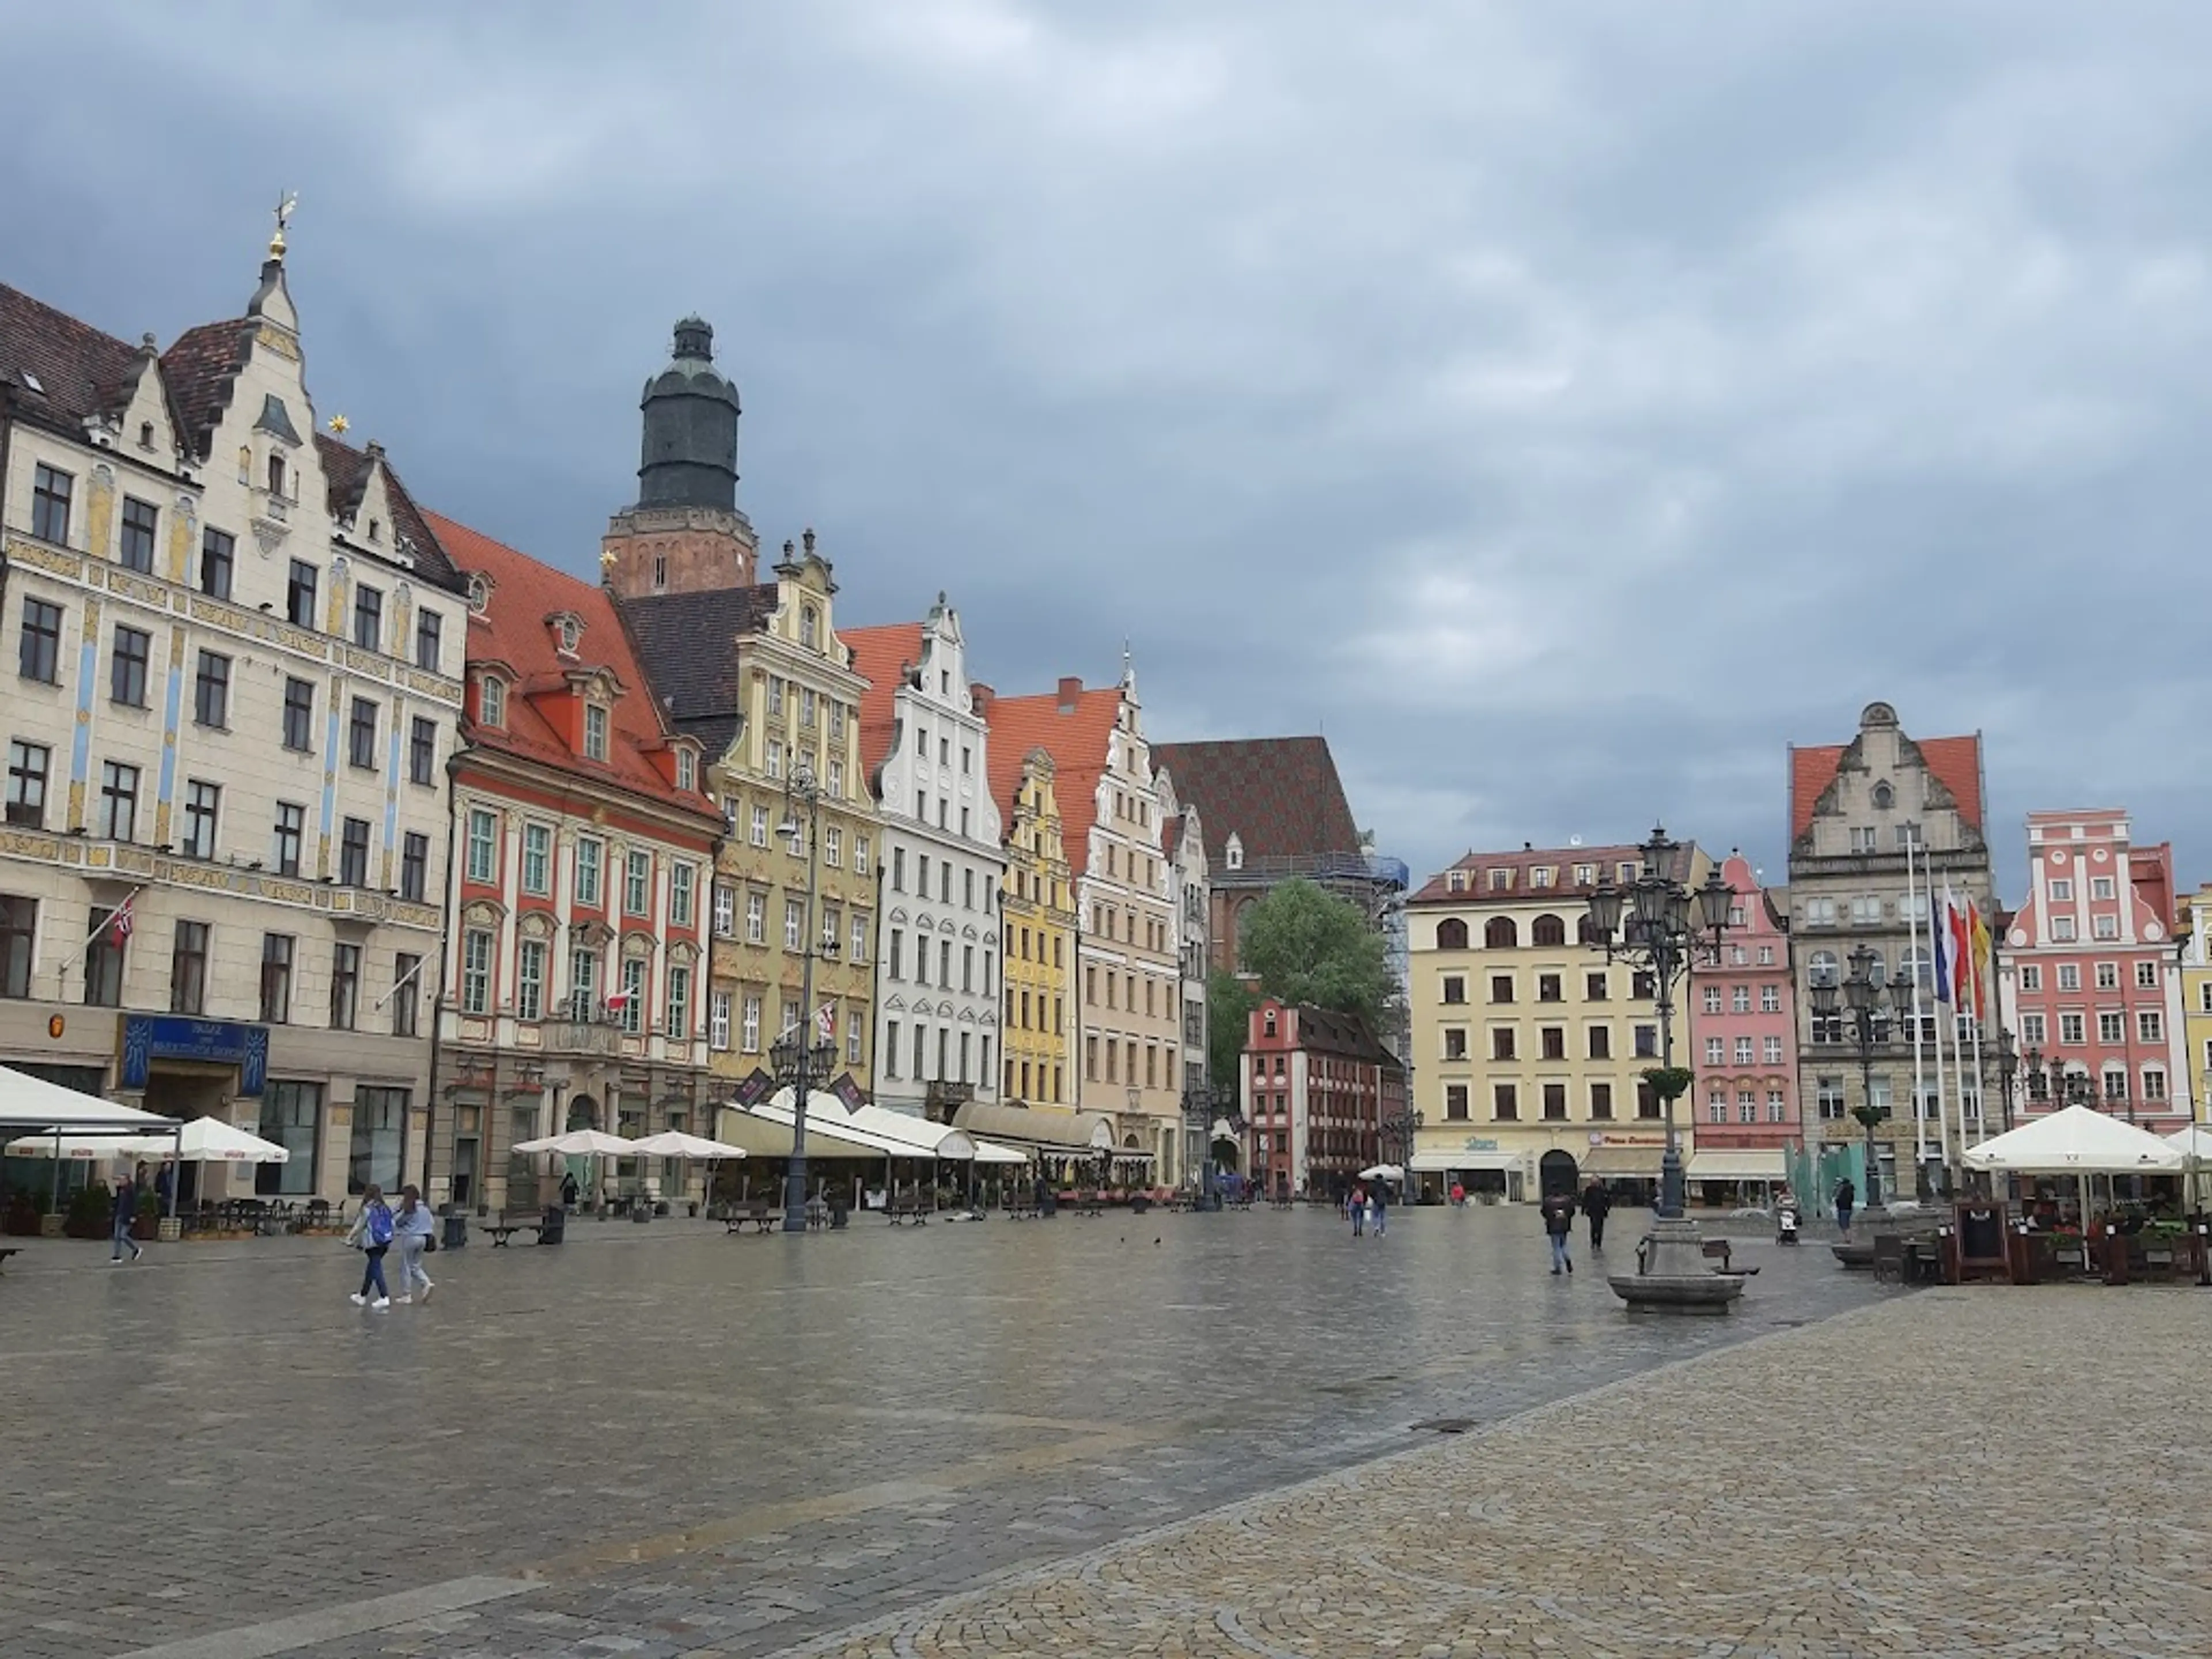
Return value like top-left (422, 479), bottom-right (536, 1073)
top-left (373, 951), bottom-right (428, 1010)
top-left (1928, 880), bottom-right (1953, 1202)
top-left (1905, 838), bottom-right (1929, 1183)
top-left (81, 885), bottom-right (146, 945)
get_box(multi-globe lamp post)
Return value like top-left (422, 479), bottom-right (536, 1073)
top-left (1582, 826), bottom-right (1736, 1221)
top-left (772, 758), bottom-right (839, 1235)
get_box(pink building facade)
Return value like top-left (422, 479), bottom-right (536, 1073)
top-left (1996, 809), bottom-right (2190, 1127)
top-left (1687, 854), bottom-right (1798, 1191)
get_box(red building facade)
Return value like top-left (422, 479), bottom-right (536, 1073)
top-left (1687, 853), bottom-right (1798, 1192)
top-left (1998, 808), bottom-right (2189, 1128)
top-left (426, 513), bottom-right (724, 1214)
top-left (1241, 998), bottom-right (1407, 1200)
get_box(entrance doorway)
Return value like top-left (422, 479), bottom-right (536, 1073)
top-left (1539, 1149), bottom-right (1580, 1199)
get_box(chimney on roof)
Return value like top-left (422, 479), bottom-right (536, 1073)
top-left (1057, 676), bottom-right (1082, 713)
top-left (969, 681), bottom-right (993, 718)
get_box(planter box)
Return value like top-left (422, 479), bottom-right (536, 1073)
top-left (156, 1217), bottom-right (183, 1243)
top-left (40, 1214), bottom-right (65, 1238)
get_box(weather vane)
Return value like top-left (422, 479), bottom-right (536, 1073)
top-left (270, 190), bottom-right (298, 260)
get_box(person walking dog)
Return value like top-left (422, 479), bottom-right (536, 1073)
top-left (392, 1184), bottom-right (436, 1304)
top-left (346, 1184), bottom-right (395, 1308)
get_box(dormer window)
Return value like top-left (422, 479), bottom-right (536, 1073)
top-left (479, 675), bottom-right (506, 728)
top-left (368, 518), bottom-right (381, 544)
top-left (552, 614), bottom-right (582, 657)
top-left (267, 453), bottom-right (287, 501)
top-left (1871, 781), bottom-right (1895, 810)
top-left (676, 748), bottom-right (696, 791)
top-left (467, 574), bottom-right (490, 615)
top-left (1225, 834), bottom-right (1244, 872)
top-left (583, 703), bottom-right (609, 762)
top-left (801, 606), bottom-right (819, 649)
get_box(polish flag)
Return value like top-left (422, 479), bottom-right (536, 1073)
top-left (603, 990), bottom-right (634, 1012)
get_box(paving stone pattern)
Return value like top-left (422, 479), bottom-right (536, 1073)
top-left (2, 1206), bottom-right (1888, 1657)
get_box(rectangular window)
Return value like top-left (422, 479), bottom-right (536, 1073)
top-left (1705, 1036), bottom-right (1725, 1065)
top-left (2057, 964), bottom-right (2080, 991)
top-left (584, 703), bottom-right (609, 762)
top-left (1491, 1028), bottom-right (1516, 1061)
top-left (1493, 1083), bottom-right (1518, 1121)
top-left (713, 882), bottom-right (734, 937)
top-left (287, 559), bottom-right (319, 627)
top-left (330, 942), bottom-right (361, 1029)
top-left (785, 897), bottom-right (804, 950)
top-left (516, 939), bottom-right (546, 1021)
top-left (193, 650), bottom-right (230, 727)
top-left (79, 910), bottom-right (122, 1007)
top-left (2092, 914), bottom-right (2119, 940)
top-left (465, 809), bottom-right (497, 883)
top-left (890, 929), bottom-right (904, 979)
top-left (461, 929), bottom-right (493, 1014)
top-left (349, 698), bottom-right (378, 769)
top-left (2091, 876), bottom-right (2116, 901)
top-left (671, 863), bottom-right (695, 927)
top-left (2059, 1012), bottom-right (2085, 1045)
top-left (824, 826), bottom-right (842, 868)
top-left (2144, 1068), bottom-right (2169, 1103)
top-left (6, 740), bottom-right (50, 828)
top-left (414, 608), bottom-right (442, 672)
top-left (1490, 975), bottom-right (1514, 1004)
top-left (2137, 961), bottom-right (2160, 990)
top-left (31, 464), bottom-right (72, 543)
top-left (353, 585), bottom-right (382, 650)
top-left (199, 528), bottom-right (235, 599)
top-left (182, 779), bottom-right (220, 859)
top-left (1541, 1082), bottom-right (1567, 1120)
top-left (854, 835), bottom-right (870, 877)
top-left (273, 801), bottom-right (304, 876)
top-left (745, 892), bottom-right (765, 943)
top-left (1589, 1082), bottom-right (1613, 1120)
top-left (1586, 971), bottom-right (1608, 1001)
top-left (347, 1088), bottom-right (407, 1197)
top-left (119, 496), bottom-right (158, 571)
top-left (1760, 984), bottom-right (1780, 1013)
top-left (19, 597), bottom-right (62, 683)
top-left (111, 624), bottom-right (150, 706)
top-left (169, 920), bottom-right (208, 1016)
top-left (253, 1081), bottom-right (321, 1197)
top-left (2021, 1012), bottom-right (2046, 1046)
top-left (1734, 1036), bottom-right (1754, 1065)
top-left (749, 805), bottom-right (770, 849)
top-left (2094, 962), bottom-right (2119, 991)
top-left (337, 817), bottom-right (369, 887)
top-left (851, 914), bottom-right (868, 963)
top-left (1763, 1035), bottom-right (1784, 1064)
top-left (666, 964), bottom-right (691, 1039)
top-left (2099, 1012), bottom-right (2124, 1044)
top-left (575, 838), bottom-right (603, 906)
top-left (569, 948), bottom-right (597, 1016)
top-left (522, 824), bottom-right (551, 895)
top-left (1441, 975), bottom-right (1466, 1005)
top-left (408, 717), bottom-right (435, 785)
top-left (260, 934), bottom-right (294, 1023)
top-left (390, 827), bottom-right (426, 899)
top-left (1444, 1084), bottom-right (1468, 1120)
top-left (2139, 1010), bottom-right (2163, 1043)
top-left (625, 850), bottom-right (651, 915)
top-left (2051, 916), bottom-right (2077, 942)
top-left (1634, 1024), bottom-right (1658, 1059)
top-left (1703, 985), bottom-right (1723, 1015)
top-left (392, 952), bottom-right (422, 1036)
top-left (709, 988), bottom-right (731, 1050)
top-left (282, 676), bottom-right (315, 751)
top-left (742, 994), bottom-right (761, 1053)
top-left (1537, 973), bottom-right (1562, 1003)
top-left (1732, 985), bottom-right (1752, 1014)
top-left (99, 760), bottom-right (139, 841)
top-left (1540, 1026), bottom-right (1565, 1060)
top-left (1849, 825), bottom-right (1877, 853)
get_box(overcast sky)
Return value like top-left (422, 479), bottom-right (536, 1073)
top-left (8, 2), bottom-right (2209, 897)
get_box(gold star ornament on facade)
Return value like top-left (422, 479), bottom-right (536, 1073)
top-left (328, 414), bottom-right (349, 434)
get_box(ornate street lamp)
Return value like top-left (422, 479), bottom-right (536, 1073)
top-left (1832, 944), bottom-right (1895, 1205)
top-left (1582, 826), bottom-right (1737, 1222)
top-left (1992, 1027), bottom-right (2018, 1135)
top-left (774, 759), bottom-right (840, 1234)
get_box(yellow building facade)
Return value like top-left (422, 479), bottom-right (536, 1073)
top-left (1407, 840), bottom-right (1714, 1201)
top-left (2181, 882), bottom-right (2212, 1127)
top-left (623, 541), bottom-right (880, 1097)
top-left (994, 748), bottom-right (1077, 1106)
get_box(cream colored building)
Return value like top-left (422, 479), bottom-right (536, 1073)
top-left (0, 232), bottom-right (464, 1199)
top-left (987, 668), bottom-right (1184, 1183)
top-left (1408, 840), bottom-right (1713, 1201)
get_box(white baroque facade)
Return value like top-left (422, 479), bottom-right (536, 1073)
top-left (0, 236), bottom-right (465, 1200)
top-left (852, 599), bottom-right (1005, 1118)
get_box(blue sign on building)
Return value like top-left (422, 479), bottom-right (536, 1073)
top-left (119, 1017), bottom-right (270, 1097)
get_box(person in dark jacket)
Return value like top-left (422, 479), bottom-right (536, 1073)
top-left (1579, 1179), bottom-right (1612, 1249)
top-left (1541, 1189), bottom-right (1575, 1274)
top-left (1835, 1176), bottom-right (1857, 1238)
top-left (108, 1166), bottom-right (143, 1264)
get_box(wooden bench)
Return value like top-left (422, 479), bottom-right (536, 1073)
top-left (1698, 1238), bottom-right (1758, 1275)
top-left (885, 1200), bottom-right (929, 1225)
top-left (724, 1203), bottom-right (777, 1234)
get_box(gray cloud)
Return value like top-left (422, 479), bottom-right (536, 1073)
top-left (9, 1), bottom-right (2211, 898)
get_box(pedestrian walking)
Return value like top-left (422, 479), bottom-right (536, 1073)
top-left (1580, 1179), bottom-right (1612, 1249)
top-left (1449, 1181), bottom-right (1465, 1207)
top-left (1834, 1176), bottom-right (1857, 1239)
top-left (108, 1164), bottom-right (142, 1264)
top-left (560, 1169), bottom-right (580, 1209)
top-left (392, 1184), bottom-right (436, 1304)
top-left (1349, 1183), bottom-right (1367, 1238)
top-left (1370, 1182), bottom-right (1389, 1238)
top-left (346, 1184), bottom-right (395, 1308)
top-left (1541, 1188), bottom-right (1575, 1274)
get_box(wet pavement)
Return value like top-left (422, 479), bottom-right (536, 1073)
top-left (0, 1203), bottom-right (1887, 1657)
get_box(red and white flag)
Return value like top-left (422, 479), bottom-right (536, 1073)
top-left (603, 989), bottom-right (634, 1012)
top-left (815, 1002), bottom-right (836, 1042)
top-left (107, 894), bottom-right (135, 942)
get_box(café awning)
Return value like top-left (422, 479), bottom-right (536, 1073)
top-left (0, 1065), bottom-right (179, 1135)
top-left (1411, 1147), bottom-right (1522, 1172)
top-left (712, 1103), bottom-right (885, 1161)
top-left (1580, 1145), bottom-right (1665, 1178)
top-left (950, 1102), bottom-right (1116, 1155)
top-left (1686, 1149), bottom-right (1786, 1183)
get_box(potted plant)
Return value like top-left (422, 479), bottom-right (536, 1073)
top-left (64, 1181), bottom-right (111, 1240)
top-left (2, 1188), bottom-right (39, 1237)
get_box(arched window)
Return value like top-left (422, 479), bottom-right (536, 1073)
top-left (1808, 949), bottom-right (1840, 987)
top-left (1530, 914), bottom-right (1566, 948)
top-left (1262, 1008), bottom-right (1277, 1039)
top-left (1435, 918), bottom-right (1468, 950)
top-left (1871, 781), bottom-right (1895, 809)
top-left (1484, 916), bottom-right (1518, 950)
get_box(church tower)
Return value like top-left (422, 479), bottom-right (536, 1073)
top-left (600, 317), bottom-right (759, 597)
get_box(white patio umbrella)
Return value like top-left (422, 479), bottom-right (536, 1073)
top-left (1965, 1105), bottom-right (2184, 1237)
top-left (1358, 1163), bottom-right (1405, 1183)
top-left (6, 1116), bottom-right (288, 1164)
top-left (630, 1130), bottom-right (746, 1211)
top-left (2165, 1124), bottom-right (2212, 1213)
top-left (513, 1129), bottom-right (637, 1209)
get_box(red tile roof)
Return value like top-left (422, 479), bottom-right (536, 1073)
top-left (842, 622), bottom-right (925, 790)
top-left (1408, 840), bottom-right (1695, 905)
top-left (160, 319), bottom-right (256, 457)
top-left (0, 283), bottom-right (142, 433)
top-left (1151, 737), bottom-right (1362, 866)
top-left (423, 510), bottom-right (723, 825)
top-left (983, 682), bottom-right (1125, 877)
top-left (1789, 733), bottom-right (1983, 840)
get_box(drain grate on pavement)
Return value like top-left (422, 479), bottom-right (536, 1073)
top-left (1411, 1418), bottom-right (1475, 1434)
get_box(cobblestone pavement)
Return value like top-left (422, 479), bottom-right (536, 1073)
top-left (1, 1205), bottom-right (1889, 1657)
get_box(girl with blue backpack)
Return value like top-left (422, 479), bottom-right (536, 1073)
top-left (346, 1184), bottom-right (396, 1308)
